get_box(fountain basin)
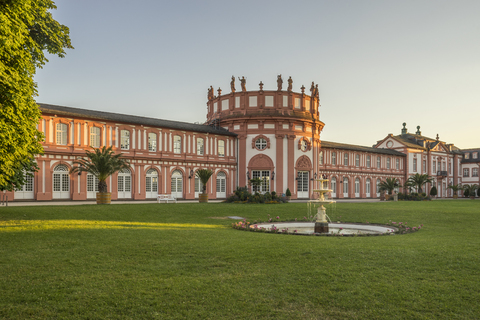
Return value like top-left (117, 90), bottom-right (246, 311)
top-left (251, 222), bottom-right (397, 235)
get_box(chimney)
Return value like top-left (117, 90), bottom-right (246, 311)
top-left (401, 122), bottom-right (407, 134)
top-left (416, 126), bottom-right (421, 135)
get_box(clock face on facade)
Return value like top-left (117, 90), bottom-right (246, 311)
top-left (386, 141), bottom-right (393, 148)
top-left (301, 140), bottom-right (308, 151)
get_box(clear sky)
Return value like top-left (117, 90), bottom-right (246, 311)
top-left (35, 0), bottom-right (480, 149)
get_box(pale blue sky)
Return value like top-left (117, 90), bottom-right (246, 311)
top-left (35, 0), bottom-right (480, 148)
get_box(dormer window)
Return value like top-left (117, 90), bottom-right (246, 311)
top-left (465, 153), bottom-right (470, 159)
top-left (473, 152), bottom-right (478, 159)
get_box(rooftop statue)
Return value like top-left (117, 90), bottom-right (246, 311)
top-left (208, 86), bottom-right (214, 100)
top-left (277, 74), bottom-right (283, 91)
top-left (230, 76), bottom-right (235, 93)
top-left (287, 76), bottom-right (293, 92)
top-left (310, 82), bottom-right (315, 98)
top-left (238, 76), bottom-right (247, 92)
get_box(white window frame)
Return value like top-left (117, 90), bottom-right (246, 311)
top-left (197, 138), bottom-right (204, 155)
top-left (121, 130), bottom-right (130, 150)
top-left (56, 123), bottom-right (68, 145)
top-left (148, 133), bottom-right (157, 152)
top-left (218, 140), bottom-right (225, 157)
top-left (173, 135), bottom-right (182, 154)
top-left (90, 126), bottom-right (101, 148)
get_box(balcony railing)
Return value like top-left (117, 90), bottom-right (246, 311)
top-left (437, 171), bottom-right (448, 177)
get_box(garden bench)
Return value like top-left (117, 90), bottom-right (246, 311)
top-left (157, 194), bottom-right (177, 203)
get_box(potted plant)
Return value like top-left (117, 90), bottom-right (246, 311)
top-left (285, 188), bottom-right (291, 201)
top-left (70, 146), bottom-right (130, 204)
top-left (196, 169), bottom-right (213, 203)
top-left (447, 184), bottom-right (461, 199)
top-left (430, 186), bottom-right (437, 198)
top-left (463, 184), bottom-right (478, 200)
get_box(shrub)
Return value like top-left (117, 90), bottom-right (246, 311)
top-left (430, 186), bottom-right (437, 197)
top-left (286, 188), bottom-right (291, 197)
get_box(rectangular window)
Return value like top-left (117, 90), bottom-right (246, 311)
top-left (423, 160), bottom-right (426, 173)
top-left (449, 162), bottom-right (452, 174)
top-left (366, 155), bottom-right (371, 168)
top-left (413, 158), bottom-right (417, 172)
top-left (377, 156), bottom-right (381, 169)
top-left (355, 154), bottom-right (360, 167)
top-left (433, 161), bottom-right (436, 173)
top-left (197, 138), bottom-right (204, 155)
top-left (148, 133), bottom-right (157, 152)
top-left (319, 151), bottom-right (324, 165)
top-left (473, 168), bottom-right (479, 177)
top-left (56, 123), bottom-right (68, 145)
top-left (173, 135), bottom-right (181, 154)
top-left (218, 140), bottom-right (225, 157)
top-left (396, 158), bottom-right (399, 170)
top-left (463, 168), bottom-right (469, 177)
top-left (473, 152), bottom-right (478, 159)
top-left (121, 130), bottom-right (130, 150)
top-left (344, 153), bottom-right (348, 166)
top-left (331, 152), bottom-right (336, 165)
top-left (465, 153), bottom-right (470, 159)
top-left (90, 127), bottom-right (100, 148)
top-left (387, 157), bottom-right (391, 169)
top-left (252, 170), bottom-right (270, 193)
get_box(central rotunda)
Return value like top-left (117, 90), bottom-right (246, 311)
top-left (206, 75), bottom-right (324, 199)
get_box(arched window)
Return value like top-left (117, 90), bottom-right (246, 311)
top-left (146, 169), bottom-right (158, 198)
top-left (355, 178), bottom-right (360, 197)
top-left (194, 172), bottom-right (204, 198)
top-left (118, 168), bottom-right (132, 199)
top-left (376, 178), bottom-right (381, 197)
top-left (53, 164), bottom-right (70, 199)
top-left (171, 170), bottom-right (183, 198)
top-left (366, 178), bottom-right (371, 197)
top-left (216, 172), bottom-right (226, 198)
top-left (331, 177), bottom-right (337, 198)
top-left (87, 174), bottom-right (99, 199)
top-left (343, 177), bottom-right (349, 197)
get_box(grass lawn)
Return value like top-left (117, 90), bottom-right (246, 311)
top-left (0, 201), bottom-right (479, 319)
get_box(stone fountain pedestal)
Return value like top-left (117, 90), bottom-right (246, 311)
top-left (310, 178), bottom-right (336, 233)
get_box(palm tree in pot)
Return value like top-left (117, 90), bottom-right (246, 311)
top-left (196, 169), bottom-right (213, 203)
top-left (407, 173), bottom-right (433, 194)
top-left (70, 146), bottom-right (130, 204)
top-left (378, 178), bottom-right (399, 199)
top-left (447, 184), bottom-right (461, 199)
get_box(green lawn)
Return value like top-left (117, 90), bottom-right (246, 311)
top-left (0, 201), bottom-right (479, 319)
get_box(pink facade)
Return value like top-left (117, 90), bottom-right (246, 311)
top-left (7, 77), bottom-right (479, 201)
top-left (8, 104), bottom-right (237, 201)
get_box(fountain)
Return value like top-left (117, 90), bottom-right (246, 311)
top-left (309, 177), bottom-right (335, 233)
top-left (249, 176), bottom-right (398, 236)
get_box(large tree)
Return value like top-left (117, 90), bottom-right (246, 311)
top-left (0, 0), bottom-right (73, 189)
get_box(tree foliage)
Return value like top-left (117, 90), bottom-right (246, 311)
top-left (378, 177), bottom-right (399, 195)
top-left (70, 147), bottom-right (130, 193)
top-left (196, 169), bottom-right (213, 194)
top-left (407, 173), bottom-right (433, 194)
top-left (0, 0), bottom-right (73, 188)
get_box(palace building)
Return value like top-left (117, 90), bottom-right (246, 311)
top-left (7, 76), bottom-right (480, 201)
